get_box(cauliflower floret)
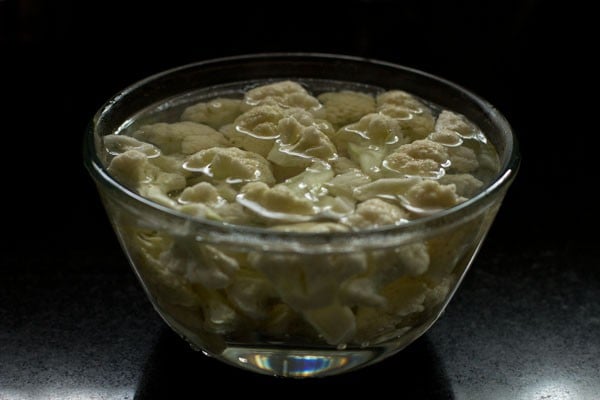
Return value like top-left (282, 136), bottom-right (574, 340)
top-left (267, 112), bottom-right (337, 167)
top-left (353, 177), bottom-right (420, 201)
top-left (478, 142), bottom-right (501, 170)
top-left (330, 156), bottom-right (361, 174)
top-left (435, 110), bottom-right (477, 138)
top-left (341, 242), bottom-right (430, 308)
top-left (378, 105), bottom-right (435, 139)
top-left (376, 91), bottom-right (435, 139)
top-left (325, 169), bottom-right (371, 198)
top-left (428, 128), bottom-right (463, 147)
top-left (396, 139), bottom-right (449, 162)
top-left (383, 139), bottom-right (449, 178)
top-left (248, 251), bottom-right (366, 311)
top-left (226, 273), bottom-right (277, 320)
top-left (243, 80), bottom-right (321, 113)
top-left (318, 90), bottom-right (376, 128)
top-left (107, 150), bottom-right (186, 207)
top-left (340, 278), bottom-right (386, 308)
top-left (103, 134), bottom-right (160, 158)
top-left (354, 277), bottom-right (429, 343)
top-left (281, 161), bottom-right (334, 198)
top-left (183, 147), bottom-right (275, 185)
top-left (376, 90), bottom-right (428, 113)
top-left (439, 174), bottom-right (483, 197)
top-left (179, 182), bottom-right (221, 204)
top-left (448, 146), bottom-right (479, 173)
top-left (304, 304), bottom-right (356, 345)
top-left (236, 182), bottom-right (316, 223)
top-left (181, 98), bottom-right (243, 129)
top-left (343, 198), bottom-right (408, 229)
top-left (178, 203), bottom-right (222, 220)
top-left (347, 142), bottom-right (387, 177)
top-left (159, 237), bottom-right (239, 289)
top-left (371, 242), bottom-right (430, 282)
top-left (203, 295), bottom-right (240, 335)
top-left (132, 121), bottom-right (229, 155)
top-left (335, 113), bottom-right (407, 154)
top-left (403, 180), bottom-right (463, 211)
top-left (225, 105), bottom-right (285, 156)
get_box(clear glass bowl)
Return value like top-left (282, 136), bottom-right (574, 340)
top-left (84, 54), bottom-right (519, 377)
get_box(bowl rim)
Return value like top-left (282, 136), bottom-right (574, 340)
top-left (84, 52), bottom-right (520, 246)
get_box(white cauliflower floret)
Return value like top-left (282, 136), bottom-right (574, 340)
top-left (179, 182), bottom-right (221, 204)
top-left (335, 113), bottom-right (407, 154)
top-left (225, 105), bottom-right (285, 156)
top-left (341, 242), bottom-right (430, 308)
top-left (435, 110), bottom-right (477, 138)
top-left (318, 90), bottom-right (376, 127)
top-left (383, 139), bottom-right (449, 178)
top-left (184, 147), bottom-right (275, 185)
top-left (226, 274), bottom-right (277, 320)
top-left (353, 177), bottom-right (420, 201)
top-left (378, 105), bottom-right (435, 139)
top-left (340, 278), bottom-right (386, 308)
top-left (202, 294), bottom-right (240, 334)
top-left (132, 121), bottom-right (229, 155)
top-left (104, 134), bottom-right (160, 158)
top-left (439, 174), bottom-right (483, 197)
top-left (376, 91), bottom-right (435, 139)
top-left (281, 161), bottom-right (334, 198)
top-left (376, 90), bottom-right (429, 113)
top-left (178, 203), bottom-right (222, 220)
top-left (325, 169), bottom-right (371, 198)
top-left (181, 98), bottom-right (243, 129)
top-left (267, 112), bottom-right (337, 167)
top-left (354, 277), bottom-right (429, 343)
top-left (403, 180), bottom-right (463, 211)
top-left (243, 80), bottom-right (321, 113)
top-left (248, 251), bottom-right (366, 317)
top-left (330, 157), bottom-right (361, 174)
top-left (159, 237), bottom-right (239, 289)
top-left (236, 182), bottom-right (316, 223)
top-left (371, 242), bottom-right (430, 282)
top-left (343, 198), bottom-right (408, 229)
top-left (428, 128), bottom-right (463, 147)
top-left (304, 304), bottom-right (356, 345)
top-left (347, 142), bottom-right (387, 177)
top-left (107, 150), bottom-right (186, 207)
top-left (395, 139), bottom-right (449, 163)
top-left (448, 146), bottom-right (479, 173)
top-left (148, 153), bottom-right (190, 176)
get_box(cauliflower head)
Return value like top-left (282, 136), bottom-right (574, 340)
top-left (132, 121), bottom-right (229, 155)
top-left (383, 139), bottom-right (449, 178)
top-left (318, 90), bottom-right (376, 128)
top-left (183, 147), bottom-right (275, 185)
top-left (267, 111), bottom-right (337, 167)
top-left (225, 105), bottom-right (285, 156)
top-left (181, 98), bottom-right (243, 129)
top-left (243, 81), bottom-right (321, 113)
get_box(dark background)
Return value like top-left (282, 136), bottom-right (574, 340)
top-left (1, 1), bottom-right (597, 398)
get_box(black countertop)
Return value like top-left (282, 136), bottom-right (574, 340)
top-left (1, 1), bottom-right (597, 398)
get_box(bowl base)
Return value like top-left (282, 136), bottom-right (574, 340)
top-left (219, 346), bottom-right (383, 378)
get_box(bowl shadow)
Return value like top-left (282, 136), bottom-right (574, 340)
top-left (134, 327), bottom-right (454, 397)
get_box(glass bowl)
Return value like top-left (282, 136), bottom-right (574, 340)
top-left (84, 53), bottom-right (519, 377)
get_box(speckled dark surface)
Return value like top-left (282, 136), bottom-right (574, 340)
top-left (2, 1), bottom-right (597, 398)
